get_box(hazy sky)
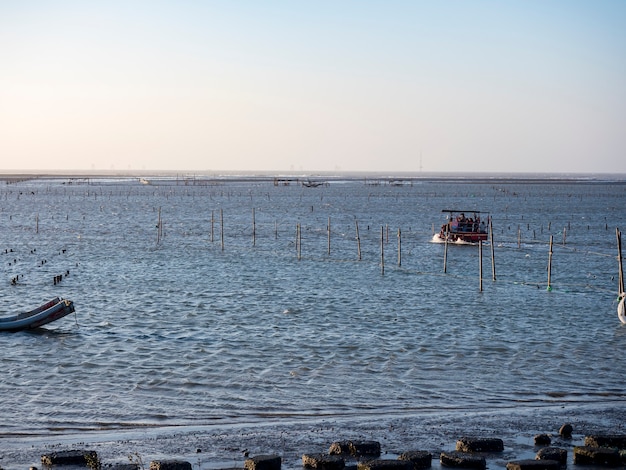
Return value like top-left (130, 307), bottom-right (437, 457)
top-left (1, 1), bottom-right (624, 174)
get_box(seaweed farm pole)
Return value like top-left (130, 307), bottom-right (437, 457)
top-left (479, 239), bottom-right (483, 292)
top-left (547, 235), bottom-right (554, 291)
top-left (156, 207), bottom-right (162, 244)
top-left (489, 218), bottom-right (496, 281)
top-left (210, 210), bottom-right (214, 243)
top-left (220, 208), bottom-right (224, 251)
top-left (397, 228), bottom-right (402, 267)
top-left (443, 226), bottom-right (449, 273)
top-left (296, 223), bottom-right (302, 260)
top-left (327, 217), bottom-right (331, 255)
top-left (617, 228), bottom-right (624, 295)
top-left (517, 226), bottom-right (521, 248)
top-left (355, 220), bottom-right (362, 261)
top-left (252, 208), bottom-right (256, 246)
top-left (36, 213), bottom-right (39, 234)
top-left (563, 227), bottom-right (567, 245)
top-left (380, 226), bottom-right (385, 275)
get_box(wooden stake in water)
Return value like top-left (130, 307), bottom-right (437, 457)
top-left (355, 220), bottom-right (362, 261)
top-left (489, 217), bottom-right (496, 281)
top-left (547, 235), bottom-right (554, 291)
top-left (252, 207), bottom-right (256, 247)
top-left (210, 210), bottom-right (214, 243)
top-left (443, 225), bottom-right (449, 273)
top-left (156, 207), bottom-right (162, 244)
top-left (36, 214), bottom-right (39, 234)
top-left (397, 228), bottom-right (402, 267)
top-left (220, 208), bottom-right (224, 251)
top-left (327, 217), bottom-right (331, 255)
top-left (479, 239), bottom-right (483, 292)
top-left (297, 223), bottom-right (302, 260)
top-left (380, 226), bottom-right (385, 275)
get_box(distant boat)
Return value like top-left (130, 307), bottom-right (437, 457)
top-left (302, 180), bottom-right (324, 188)
top-left (139, 178), bottom-right (151, 185)
top-left (437, 210), bottom-right (488, 243)
top-left (0, 298), bottom-right (75, 332)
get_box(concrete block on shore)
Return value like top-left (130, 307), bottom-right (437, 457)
top-left (573, 446), bottom-right (621, 466)
top-left (456, 438), bottom-right (504, 453)
top-left (584, 435), bottom-right (626, 449)
top-left (534, 435), bottom-right (552, 446)
top-left (440, 451), bottom-right (486, 469)
top-left (41, 449), bottom-right (99, 467)
top-left (244, 454), bottom-right (282, 470)
top-left (397, 451), bottom-right (433, 470)
top-left (329, 441), bottom-right (381, 458)
top-left (357, 459), bottom-right (413, 470)
top-left (535, 447), bottom-right (567, 465)
top-left (506, 459), bottom-right (560, 470)
top-left (149, 460), bottom-right (192, 470)
top-left (302, 453), bottom-right (345, 470)
top-left (558, 424), bottom-right (573, 439)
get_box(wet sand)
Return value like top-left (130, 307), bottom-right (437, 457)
top-left (1, 403), bottom-right (624, 469)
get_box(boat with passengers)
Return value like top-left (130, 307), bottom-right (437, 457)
top-left (437, 210), bottom-right (489, 243)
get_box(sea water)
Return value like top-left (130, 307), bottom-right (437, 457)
top-left (1, 174), bottom-right (625, 435)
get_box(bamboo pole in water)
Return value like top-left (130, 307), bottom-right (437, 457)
top-left (297, 223), bottom-right (302, 260)
top-left (380, 226), bottom-right (385, 275)
top-left (210, 210), bottom-right (214, 243)
top-left (479, 239), bottom-right (483, 292)
top-left (397, 228), bottom-right (402, 267)
top-left (489, 218), bottom-right (496, 281)
top-left (220, 208), bottom-right (224, 251)
top-left (617, 228), bottom-right (624, 294)
top-left (547, 235), bottom-right (554, 291)
top-left (327, 217), bottom-right (331, 255)
top-left (443, 225), bottom-right (449, 273)
top-left (252, 208), bottom-right (256, 246)
top-left (156, 207), bottom-right (162, 244)
top-left (355, 220), bottom-right (362, 261)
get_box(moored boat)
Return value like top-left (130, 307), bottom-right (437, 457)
top-left (437, 210), bottom-right (488, 243)
top-left (0, 297), bottom-right (76, 332)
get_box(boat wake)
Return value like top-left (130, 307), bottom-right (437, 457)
top-left (430, 234), bottom-right (478, 245)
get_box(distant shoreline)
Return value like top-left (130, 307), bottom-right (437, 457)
top-left (1, 170), bottom-right (625, 184)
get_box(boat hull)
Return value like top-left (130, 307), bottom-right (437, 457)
top-left (0, 298), bottom-right (75, 332)
top-left (437, 231), bottom-right (488, 243)
top-left (438, 210), bottom-right (488, 243)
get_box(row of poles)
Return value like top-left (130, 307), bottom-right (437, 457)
top-left (156, 209), bottom-right (625, 296)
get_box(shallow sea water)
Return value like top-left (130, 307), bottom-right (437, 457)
top-left (1, 175), bottom-right (625, 467)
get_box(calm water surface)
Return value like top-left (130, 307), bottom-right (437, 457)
top-left (1, 175), bottom-right (625, 434)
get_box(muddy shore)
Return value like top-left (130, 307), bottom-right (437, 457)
top-left (1, 403), bottom-right (624, 470)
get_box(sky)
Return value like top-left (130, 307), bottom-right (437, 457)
top-left (1, 1), bottom-right (625, 174)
